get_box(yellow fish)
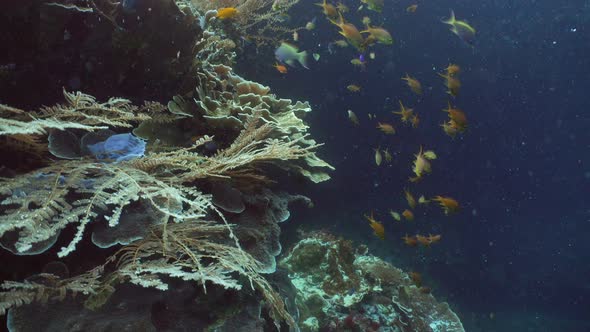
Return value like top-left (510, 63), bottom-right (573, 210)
top-left (374, 147), bottom-right (382, 166)
top-left (404, 188), bottom-right (417, 209)
top-left (365, 211), bottom-right (385, 240)
top-left (410, 146), bottom-right (435, 182)
top-left (347, 110), bottom-right (359, 125)
top-left (402, 74), bottom-right (422, 95)
top-left (389, 210), bottom-right (401, 221)
top-left (360, 0), bottom-right (384, 12)
top-left (406, 4), bottom-right (418, 13)
top-left (347, 84), bottom-right (361, 92)
top-left (216, 7), bottom-right (238, 20)
top-left (392, 100), bottom-right (414, 123)
top-left (442, 10), bottom-right (476, 46)
top-left (383, 148), bottom-right (393, 163)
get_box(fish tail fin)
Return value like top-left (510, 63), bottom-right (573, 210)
top-left (298, 51), bottom-right (309, 69)
top-left (441, 10), bottom-right (455, 25)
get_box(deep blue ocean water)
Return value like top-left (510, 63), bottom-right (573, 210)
top-left (239, 0), bottom-right (590, 331)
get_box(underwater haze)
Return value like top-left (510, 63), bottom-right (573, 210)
top-left (1, 0), bottom-right (589, 331)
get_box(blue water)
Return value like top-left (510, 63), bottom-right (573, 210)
top-left (240, 0), bottom-right (590, 330)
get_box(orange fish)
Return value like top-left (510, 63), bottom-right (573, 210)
top-left (411, 114), bottom-right (420, 128)
top-left (393, 100), bottom-right (414, 123)
top-left (330, 12), bottom-right (365, 51)
top-left (427, 234), bottom-right (442, 244)
top-left (273, 62), bottom-right (288, 74)
top-left (445, 63), bottom-right (461, 76)
top-left (402, 234), bottom-right (417, 246)
top-left (432, 196), bottom-right (460, 215)
top-left (402, 209), bottom-right (414, 221)
top-left (376, 122), bottom-right (395, 135)
top-left (216, 7), bottom-right (238, 20)
top-left (315, 0), bottom-right (338, 18)
top-left (439, 73), bottom-right (461, 97)
top-left (442, 102), bottom-right (467, 131)
top-left (365, 211), bottom-right (385, 240)
top-left (406, 4), bottom-right (418, 13)
top-left (402, 74), bottom-right (422, 95)
top-left (416, 234), bottom-right (431, 246)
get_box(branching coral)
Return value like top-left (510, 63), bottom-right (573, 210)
top-left (0, 84), bottom-right (328, 328)
top-left (0, 1), bottom-right (330, 329)
top-left (188, 0), bottom-right (301, 42)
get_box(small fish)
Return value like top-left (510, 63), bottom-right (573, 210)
top-left (347, 84), bottom-right (361, 92)
top-left (216, 7), bottom-right (239, 20)
top-left (361, 25), bottom-right (393, 45)
top-left (432, 196), bottom-right (459, 215)
top-left (404, 189), bottom-right (416, 209)
top-left (275, 42), bottom-right (309, 69)
top-left (428, 234), bottom-right (442, 244)
top-left (409, 146), bottom-right (434, 182)
top-left (402, 74), bottom-right (422, 94)
top-left (389, 210), bottom-right (401, 221)
top-left (406, 4), bottom-right (418, 13)
top-left (374, 147), bottom-right (382, 166)
top-left (347, 110), bottom-right (359, 125)
top-left (402, 209), bottom-right (414, 221)
top-left (439, 72), bottom-right (461, 97)
top-left (418, 195), bottom-right (430, 204)
top-left (392, 100), bottom-right (414, 123)
top-left (360, 0), bottom-right (384, 13)
top-left (350, 58), bottom-right (366, 68)
top-left (365, 211), bottom-right (385, 240)
top-left (330, 12), bottom-right (365, 51)
top-left (333, 39), bottom-right (349, 47)
top-left (442, 10), bottom-right (476, 46)
top-left (383, 148), bottom-right (393, 162)
top-left (273, 62), bottom-right (288, 74)
top-left (416, 234), bottom-right (431, 246)
top-left (313, 53), bottom-right (321, 61)
top-left (306, 17), bottom-right (317, 30)
top-left (315, 0), bottom-right (338, 18)
top-left (445, 63), bottom-right (461, 76)
top-left (376, 122), bottom-right (395, 135)
top-left (369, 52), bottom-right (376, 59)
top-left (423, 150), bottom-right (437, 160)
top-left (402, 234), bottom-right (418, 246)
top-left (411, 114), bottom-right (420, 128)
top-left (442, 102), bottom-right (467, 131)
top-left (441, 120), bottom-right (460, 138)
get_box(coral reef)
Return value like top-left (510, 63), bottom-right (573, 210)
top-left (280, 232), bottom-right (465, 332)
top-left (0, 0), bottom-right (332, 330)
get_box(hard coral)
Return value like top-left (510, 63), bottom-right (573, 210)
top-left (281, 232), bottom-right (465, 332)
